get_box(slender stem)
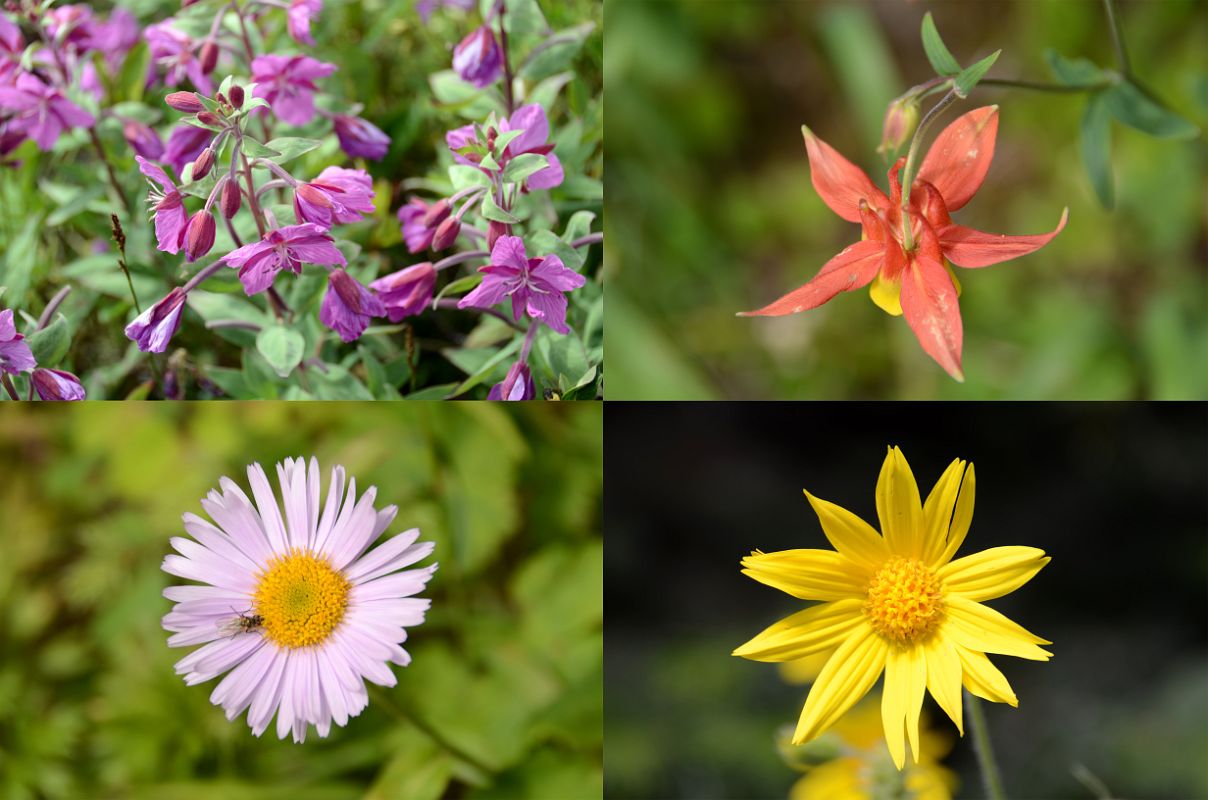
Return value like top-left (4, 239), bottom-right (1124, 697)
top-left (2, 374), bottom-right (19, 401)
top-left (36, 286), bottom-right (71, 330)
top-left (520, 322), bottom-right (537, 362)
top-left (234, 1), bottom-right (274, 141)
top-left (89, 130), bottom-right (131, 213)
top-left (182, 260), bottom-right (229, 293)
top-left (206, 319), bottom-right (262, 332)
top-left (434, 298), bottom-right (523, 330)
top-left (266, 286), bottom-right (292, 319)
top-left (110, 214), bottom-right (142, 314)
top-left (434, 250), bottom-right (489, 272)
top-left (497, 1), bottom-right (515, 115)
top-left (570, 232), bottom-right (603, 249)
top-left (1102, 0), bottom-right (1131, 77)
top-left (966, 691), bottom-right (1007, 800)
top-left (366, 685), bottom-right (493, 775)
top-left (979, 77), bottom-right (1111, 93)
top-left (899, 88), bottom-right (961, 249)
top-left (221, 214), bottom-right (244, 249)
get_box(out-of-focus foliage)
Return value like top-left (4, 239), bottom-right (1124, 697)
top-left (606, 0), bottom-right (1207, 399)
top-left (0, 402), bottom-right (602, 799)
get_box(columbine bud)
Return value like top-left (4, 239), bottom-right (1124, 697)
top-left (197, 111), bottom-right (222, 127)
top-left (220, 177), bottom-right (242, 219)
top-left (878, 96), bottom-right (920, 155)
top-left (228, 84), bottom-right (245, 109)
top-left (199, 39), bottom-right (219, 75)
top-left (184, 210), bottom-right (216, 262)
top-left (191, 148), bottom-right (215, 180)
top-left (165, 91), bottom-right (204, 113)
top-left (487, 220), bottom-right (511, 251)
top-left (421, 199), bottom-right (451, 228)
top-left (431, 217), bottom-right (461, 251)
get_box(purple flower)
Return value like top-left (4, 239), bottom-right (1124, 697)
top-left (145, 22), bottom-right (212, 94)
top-left (0, 308), bottom-right (35, 374)
top-left (452, 25), bottom-right (502, 89)
top-left (251, 54), bottom-right (336, 126)
top-left (163, 124), bottom-right (213, 176)
top-left (487, 362), bottom-right (535, 401)
top-left (0, 14), bottom-right (24, 86)
top-left (126, 288), bottom-right (187, 353)
top-left (287, 0), bottom-right (323, 46)
top-left (137, 156), bottom-right (189, 254)
top-left (124, 120), bottom-right (164, 160)
top-left (397, 198), bottom-right (448, 253)
top-left (222, 223), bottom-right (346, 296)
top-left (370, 262), bottom-right (436, 322)
top-left (184, 210), bottom-right (216, 262)
top-left (458, 236), bottom-right (585, 334)
top-left (45, 6), bottom-right (97, 52)
top-left (32, 368), bottom-right (86, 401)
top-left (332, 114), bottom-right (390, 161)
top-left (294, 166), bottom-right (375, 228)
top-left (320, 269), bottom-right (386, 342)
top-left (417, 0), bottom-right (475, 22)
top-left (498, 103), bottom-right (564, 190)
top-left (0, 74), bottom-right (95, 151)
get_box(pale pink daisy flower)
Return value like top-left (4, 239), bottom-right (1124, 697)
top-left (162, 457), bottom-right (437, 743)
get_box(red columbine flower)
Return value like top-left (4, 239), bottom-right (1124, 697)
top-left (742, 106), bottom-right (1067, 381)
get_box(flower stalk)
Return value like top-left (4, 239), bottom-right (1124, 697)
top-left (899, 88), bottom-right (961, 249)
top-left (967, 690), bottom-right (1007, 800)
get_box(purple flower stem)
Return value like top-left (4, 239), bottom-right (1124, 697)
top-left (234, 5), bottom-right (274, 142)
top-left (519, 322), bottom-right (537, 362)
top-left (434, 298), bottom-right (523, 331)
top-left (497, 1), bottom-right (515, 115)
top-left (434, 250), bottom-right (489, 272)
top-left (461, 225), bottom-right (487, 243)
top-left (2, 374), bottom-right (20, 401)
top-left (570, 232), bottom-right (603, 249)
top-left (256, 179), bottom-right (290, 199)
top-left (182, 260), bottom-right (229, 292)
top-left (221, 214), bottom-right (244, 249)
top-left (455, 189), bottom-right (485, 220)
top-left (36, 285), bottom-right (72, 331)
top-left (267, 287), bottom-right (292, 320)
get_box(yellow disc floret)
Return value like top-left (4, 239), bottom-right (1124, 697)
top-left (253, 549), bottom-right (350, 648)
top-left (863, 557), bottom-right (944, 644)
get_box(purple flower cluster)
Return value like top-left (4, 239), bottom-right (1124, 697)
top-left (0, 308), bottom-right (85, 401)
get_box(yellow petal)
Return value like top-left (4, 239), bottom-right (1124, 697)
top-left (875, 446), bottom-right (923, 558)
top-left (733, 599), bottom-right (864, 662)
top-left (921, 459), bottom-right (966, 566)
top-left (922, 630), bottom-right (964, 736)
top-left (955, 646), bottom-right (1018, 706)
top-left (793, 621), bottom-right (888, 745)
top-left (937, 463), bottom-right (975, 565)
top-left (944, 595), bottom-right (1053, 661)
top-left (870, 272), bottom-right (903, 316)
top-left (804, 490), bottom-right (890, 572)
top-left (938, 546), bottom-right (1050, 602)
top-left (741, 549), bottom-right (867, 602)
top-left (790, 760), bottom-right (864, 800)
top-left (880, 644), bottom-right (926, 769)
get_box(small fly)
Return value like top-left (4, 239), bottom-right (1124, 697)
top-left (218, 607), bottom-right (264, 637)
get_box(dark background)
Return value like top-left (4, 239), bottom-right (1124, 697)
top-left (604, 402), bottom-right (1208, 799)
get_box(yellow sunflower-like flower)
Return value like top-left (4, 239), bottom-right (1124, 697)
top-left (734, 446), bottom-right (1052, 770)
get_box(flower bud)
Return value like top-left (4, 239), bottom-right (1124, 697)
top-left (452, 25), bottom-right (503, 89)
top-left (199, 39), bottom-right (219, 75)
top-left (487, 220), bottom-right (511, 251)
top-left (165, 91), bottom-right (204, 113)
top-left (431, 217), bottom-right (461, 251)
top-left (31, 368), bottom-right (85, 401)
top-left (198, 111), bottom-right (223, 128)
top-left (190, 147), bottom-right (215, 180)
top-left (878, 97), bottom-right (920, 155)
top-left (184, 210), bottom-right (216, 262)
top-left (228, 84), bottom-right (245, 109)
top-left (220, 177), bottom-right (242, 219)
top-left (487, 362), bottom-right (535, 401)
top-left (420, 199), bottom-right (451, 228)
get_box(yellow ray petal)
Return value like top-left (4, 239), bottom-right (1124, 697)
top-left (922, 630), bottom-right (964, 736)
top-left (790, 759), bottom-right (865, 800)
top-left (793, 622), bottom-right (888, 745)
top-left (875, 446), bottom-right (923, 558)
top-left (804, 490), bottom-right (890, 572)
top-left (955, 646), bottom-right (1018, 706)
top-left (944, 595), bottom-right (1053, 661)
top-left (939, 546), bottom-right (1050, 602)
top-left (921, 459), bottom-right (966, 566)
top-left (741, 549), bottom-right (867, 602)
top-left (881, 644), bottom-right (926, 769)
top-left (733, 599), bottom-right (864, 662)
top-left (937, 463), bottom-right (975, 566)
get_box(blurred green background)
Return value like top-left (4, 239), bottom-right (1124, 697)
top-left (605, 0), bottom-right (1208, 399)
top-left (0, 403), bottom-right (602, 799)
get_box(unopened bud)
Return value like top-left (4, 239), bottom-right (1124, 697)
top-left (200, 40), bottom-right (219, 75)
top-left (487, 220), bottom-right (511, 250)
top-left (431, 217), bottom-right (461, 250)
top-left (184, 211), bottom-right (216, 262)
top-left (220, 178), bottom-right (242, 219)
top-left (215, 91), bottom-right (227, 107)
top-left (165, 91), bottom-right (204, 113)
top-left (191, 148), bottom-right (215, 180)
top-left (197, 111), bottom-right (222, 126)
top-left (228, 85), bottom-right (245, 108)
top-left (421, 199), bottom-right (451, 228)
top-left (878, 97), bottom-right (920, 155)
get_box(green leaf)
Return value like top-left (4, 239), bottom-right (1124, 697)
top-left (205, 366), bottom-right (254, 398)
top-left (26, 314), bottom-right (71, 366)
top-left (481, 193), bottom-right (520, 224)
top-left (563, 210), bottom-right (596, 244)
top-left (492, 129), bottom-right (526, 153)
top-left (1080, 92), bottom-right (1115, 209)
top-left (953, 50), bottom-right (1001, 99)
top-left (264, 137), bottom-right (322, 163)
top-left (432, 273), bottom-right (483, 307)
top-left (255, 325), bottom-right (305, 378)
top-left (449, 165), bottom-right (491, 191)
top-left (921, 12), bottom-right (962, 77)
top-left (527, 72), bottom-right (574, 112)
top-left (531, 230), bottom-right (583, 272)
top-left (240, 138), bottom-right (280, 158)
top-left (1044, 50), bottom-right (1109, 88)
top-left (402, 382), bottom-right (458, 400)
top-left (116, 42), bottom-right (151, 103)
top-left (501, 153), bottom-right (549, 184)
top-left (1103, 81), bottom-right (1199, 140)
top-left (447, 337), bottom-right (522, 396)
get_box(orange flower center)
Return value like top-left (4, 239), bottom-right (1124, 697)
top-left (863, 557), bottom-right (944, 644)
top-left (253, 549), bottom-right (350, 648)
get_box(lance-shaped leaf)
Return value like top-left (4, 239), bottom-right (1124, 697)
top-left (921, 13), bottom-right (962, 77)
top-left (1080, 92), bottom-right (1115, 209)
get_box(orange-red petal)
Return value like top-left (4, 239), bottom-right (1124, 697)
top-left (900, 255), bottom-right (964, 381)
top-left (803, 125), bottom-right (890, 223)
top-left (740, 240), bottom-right (885, 317)
top-left (940, 208), bottom-right (1069, 268)
top-left (916, 106), bottom-right (999, 213)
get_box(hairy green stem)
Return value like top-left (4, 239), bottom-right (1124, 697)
top-left (1102, 0), bottom-right (1131, 77)
top-left (899, 88), bottom-right (961, 249)
top-left (980, 77), bottom-right (1112, 93)
top-left (366, 684), bottom-right (492, 775)
top-left (967, 690), bottom-right (1007, 800)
